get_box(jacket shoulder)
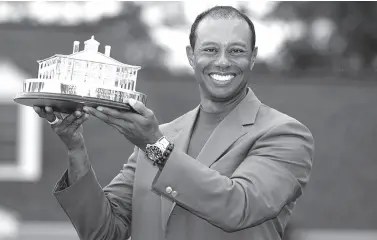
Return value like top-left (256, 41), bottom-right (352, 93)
top-left (256, 103), bottom-right (312, 135)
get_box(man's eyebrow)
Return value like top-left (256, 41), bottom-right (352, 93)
top-left (199, 41), bottom-right (249, 48)
top-left (200, 41), bottom-right (218, 46)
top-left (231, 42), bottom-right (248, 48)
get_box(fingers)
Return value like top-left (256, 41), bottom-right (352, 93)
top-left (128, 99), bottom-right (152, 118)
top-left (33, 106), bottom-right (58, 122)
top-left (33, 106), bottom-right (90, 136)
top-left (54, 111), bottom-right (88, 133)
top-left (111, 124), bottom-right (126, 135)
top-left (58, 111), bottom-right (81, 127)
top-left (65, 113), bottom-right (90, 135)
top-left (33, 106), bottom-right (47, 118)
top-left (83, 106), bottom-right (124, 126)
top-left (44, 106), bottom-right (59, 122)
top-left (53, 111), bottom-right (63, 120)
top-left (94, 106), bottom-right (137, 123)
top-left (96, 106), bottom-right (124, 119)
top-left (89, 99), bottom-right (153, 120)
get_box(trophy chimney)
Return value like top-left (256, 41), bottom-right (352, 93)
top-left (73, 41), bottom-right (80, 53)
top-left (105, 45), bottom-right (111, 57)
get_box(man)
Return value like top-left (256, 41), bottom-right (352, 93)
top-left (34, 6), bottom-right (314, 240)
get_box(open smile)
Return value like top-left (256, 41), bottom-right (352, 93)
top-left (208, 73), bottom-right (236, 83)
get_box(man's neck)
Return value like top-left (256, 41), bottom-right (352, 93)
top-left (200, 87), bottom-right (248, 113)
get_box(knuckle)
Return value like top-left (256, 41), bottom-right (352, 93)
top-left (143, 119), bottom-right (151, 127)
top-left (146, 110), bottom-right (154, 119)
top-left (105, 115), bottom-right (115, 123)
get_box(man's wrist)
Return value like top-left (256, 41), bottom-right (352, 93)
top-left (67, 141), bottom-right (86, 152)
top-left (141, 130), bottom-right (164, 151)
top-left (67, 146), bottom-right (87, 159)
top-left (151, 130), bottom-right (164, 144)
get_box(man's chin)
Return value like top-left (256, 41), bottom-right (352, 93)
top-left (205, 88), bottom-right (236, 102)
top-left (205, 83), bottom-right (248, 102)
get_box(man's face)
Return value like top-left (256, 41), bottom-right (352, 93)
top-left (186, 17), bottom-right (257, 101)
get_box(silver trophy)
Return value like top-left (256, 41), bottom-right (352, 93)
top-left (14, 36), bottom-right (147, 113)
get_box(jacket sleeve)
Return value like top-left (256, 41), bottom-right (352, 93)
top-left (53, 146), bottom-right (139, 240)
top-left (151, 120), bottom-right (314, 232)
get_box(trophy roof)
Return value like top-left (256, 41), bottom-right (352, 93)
top-left (37, 36), bottom-right (141, 70)
top-left (37, 36), bottom-right (141, 69)
top-left (37, 52), bottom-right (141, 69)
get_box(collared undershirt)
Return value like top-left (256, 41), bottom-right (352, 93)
top-left (187, 106), bottom-right (230, 159)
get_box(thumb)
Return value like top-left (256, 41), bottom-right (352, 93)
top-left (128, 99), bottom-right (149, 117)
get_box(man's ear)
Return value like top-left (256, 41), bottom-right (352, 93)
top-left (249, 46), bottom-right (258, 70)
top-left (186, 45), bottom-right (195, 68)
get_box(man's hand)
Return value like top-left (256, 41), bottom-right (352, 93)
top-left (83, 99), bottom-right (163, 151)
top-left (33, 106), bottom-right (90, 150)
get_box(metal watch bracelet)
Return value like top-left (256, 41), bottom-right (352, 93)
top-left (153, 141), bottom-right (175, 169)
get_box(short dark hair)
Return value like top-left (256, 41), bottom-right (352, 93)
top-left (189, 6), bottom-right (256, 50)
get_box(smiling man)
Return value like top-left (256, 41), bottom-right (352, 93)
top-left (34, 5), bottom-right (314, 240)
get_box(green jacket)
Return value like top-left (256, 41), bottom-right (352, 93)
top-left (54, 88), bottom-right (314, 240)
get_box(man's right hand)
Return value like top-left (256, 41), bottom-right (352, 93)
top-left (33, 106), bottom-right (90, 150)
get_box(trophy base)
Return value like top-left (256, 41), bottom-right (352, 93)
top-left (14, 92), bottom-right (137, 114)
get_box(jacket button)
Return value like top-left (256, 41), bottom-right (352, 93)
top-left (171, 190), bottom-right (178, 197)
top-left (165, 186), bottom-right (172, 194)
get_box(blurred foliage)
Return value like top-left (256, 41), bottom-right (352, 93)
top-left (0, 1), bottom-right (167, 70)
top-left (265, 2), bottom-right (377, 72)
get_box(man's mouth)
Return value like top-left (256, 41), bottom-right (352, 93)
top-left (208, 73), bottom-right (236, 82)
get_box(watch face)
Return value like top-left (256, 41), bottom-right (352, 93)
top-left (146, 145), bottom-right (163, 161)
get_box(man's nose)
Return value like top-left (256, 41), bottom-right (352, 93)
top-left (214, 51), bottom-right (231, 68)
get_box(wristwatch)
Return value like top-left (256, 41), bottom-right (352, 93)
top-left (145, 136), bottom-right (174, 168)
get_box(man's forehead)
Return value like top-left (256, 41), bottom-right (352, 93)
top-left (196, 18), bottom-right (251, 46)
top-left (197, 17), bottom-right (248, 32)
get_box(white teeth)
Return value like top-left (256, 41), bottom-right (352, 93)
top-left (209, 74), bottom-right (235, 81)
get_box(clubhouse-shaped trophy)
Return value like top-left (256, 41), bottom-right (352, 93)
top-left (14, 36), bottom-right (147, 113)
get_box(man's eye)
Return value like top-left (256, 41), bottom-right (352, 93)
top-left (231, 49), bottom-right (244, 53)
top-left (204, 48), bottom-right (217, 53)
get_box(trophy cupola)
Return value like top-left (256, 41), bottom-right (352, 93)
top-left (84, 36), bottom-right (100, 53)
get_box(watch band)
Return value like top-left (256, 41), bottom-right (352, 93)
top-left (153, 141), bottom-right (174, 169)
top-left (145, 136), bottom-right (174, 169)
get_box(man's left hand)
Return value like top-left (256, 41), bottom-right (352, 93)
top-left (83, 99), bottom-right (163, 151)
